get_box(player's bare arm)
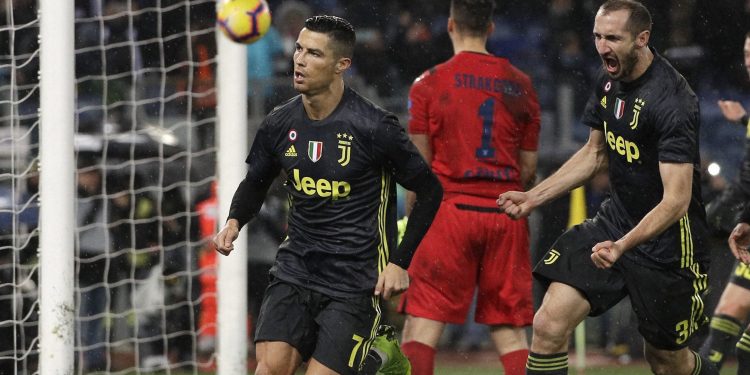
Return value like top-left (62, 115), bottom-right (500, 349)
top-left (213, 218), bottom-right (240, 256)
top-left (591, 162), bottom-right (693, 268)
top-left (729, 222), bottom-right (750, 265)
top-left (717, 99), bottom-right (747, 123)
top-left (497, 128), bottom-right (608, 219)
top-left (519, 149), bottom-right (538, 190)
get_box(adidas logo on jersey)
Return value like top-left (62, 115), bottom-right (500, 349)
top-left (285, 145), bottom-right (297, 157)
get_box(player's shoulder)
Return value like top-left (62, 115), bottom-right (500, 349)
top-left (413, 54), bottom-right (467, 85)
top-left (342, 87), bottom-right (395, 126)
top-left (258, 95), bottom-right (302, 130)
top-left (501, 61), bottom-right (537, 92)
top-left (645, 53), bottom-right (692, 91)
top-left (651, 53), bottom-right (684, 82)
top-left (267, 95), bottom-right (301, 119)
top-left (649, 54), bottom-right (698, 104)
top-left (412, 65), bottom-right (441, 87)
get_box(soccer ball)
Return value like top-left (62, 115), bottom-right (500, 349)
top-left (216, 0), bottom-right (272, 45)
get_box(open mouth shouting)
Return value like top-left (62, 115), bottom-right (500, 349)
top-left (602, 54), bottom-right (619, 76)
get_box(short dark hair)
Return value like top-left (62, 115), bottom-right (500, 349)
top-left (599, 0), bottom-right (652, 38)
top-left (304, 15), bottom-right (356, 59)
top-left (450, 0), bottom-right (495, 36)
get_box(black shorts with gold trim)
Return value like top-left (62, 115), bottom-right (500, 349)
top-left (254, 277), bottom-right (381, 374)
top-left (533, 216), bottom-right (709, 350)
top-left (728, 261), bottom-right (750, 290)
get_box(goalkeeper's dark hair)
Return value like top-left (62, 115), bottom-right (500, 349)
top-left (304, 15), bottom-right (355, 59)
top-left (450, 0), bottom-right (495, 37)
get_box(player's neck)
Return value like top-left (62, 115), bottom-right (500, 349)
top-left (302, 79), bottom-right (345, 121)
top-left (452, 37), bottom-right (489, 55)
top-left (623, 47), bottom-right (654, 83)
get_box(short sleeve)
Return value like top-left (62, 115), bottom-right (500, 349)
top-left (407, 71), bottom-right (432, 135)
top-left (655, 96), bottom-right (699, 163)
top-left (244, 118), bottom-right (282, 182)
top-left (373, 114), bottom-right (432, 191)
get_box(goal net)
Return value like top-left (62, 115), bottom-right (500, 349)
top-left (72, 0), bottom-right (219, 372)
top-left (0, 0), bottom-right (41, 373)
top-left (3, 0), bottom-right (225, 372)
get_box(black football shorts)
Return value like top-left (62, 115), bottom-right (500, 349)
top-left (534, 217), bottom-right (709, 350)
top-left (728, 260), bottom-right (750, 290)
top-left (254, 277), bottom-right (381, 374)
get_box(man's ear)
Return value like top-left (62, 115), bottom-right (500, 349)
top-left (635, 29), bottom-right (650, 48)
top-left (335, 57), bottom-right (352, 74)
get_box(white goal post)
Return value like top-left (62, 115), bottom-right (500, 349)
top-left (39, 0), bottom-right (76, 373)
top-left (216, 14), bottom-right (249, 375)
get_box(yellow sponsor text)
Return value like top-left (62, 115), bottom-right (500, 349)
top-left (604, 121), bottom-right (640, 163)
top-left (291, 168), bottom-right (351, 200)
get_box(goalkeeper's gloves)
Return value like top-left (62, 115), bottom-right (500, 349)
top-left (397, 216), bottom-right (408, 245)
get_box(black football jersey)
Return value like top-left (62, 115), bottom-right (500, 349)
top-left (240, 87), bottom-right (433, 297)
top-left (732, 133), bottom-right (750, 222)
top-left (580, 49), bottom-right (708, 266)
top-left (739, 137), bottom-right (750, 197)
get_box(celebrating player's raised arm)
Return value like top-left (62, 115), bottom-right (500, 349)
top-left (497, 128), bottom-right (608, 219)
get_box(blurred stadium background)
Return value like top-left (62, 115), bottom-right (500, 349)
top-left (0, 0), bottom-right (749, 373)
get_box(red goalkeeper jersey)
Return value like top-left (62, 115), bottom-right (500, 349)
top-left (408, 51), bottom-right (541, 198)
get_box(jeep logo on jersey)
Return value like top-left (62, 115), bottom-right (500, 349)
top-left (308, 141), bottom-right (323, 162)
top-left (290, 168), bottom-right (350, 200)
top-left (614, 98), bottom-right (625, 119)
top-left (604, 121), bottom-right (640, 163)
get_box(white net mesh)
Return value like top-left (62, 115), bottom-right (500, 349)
top-left (0, 0), bottom-right (41, 373)
top-left (0, 0), bottom-right (220, 373)
top-left (71, 0), bottom-right (218, 373)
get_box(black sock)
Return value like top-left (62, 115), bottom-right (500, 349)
top-left (525, 352), bottom-right (568, 374)
top-left (692, 350), bottom-right (719, 375)
top-left (736, 331), bottom-right (750, 375)
top-left (699, 314), bottom-right (742, 369)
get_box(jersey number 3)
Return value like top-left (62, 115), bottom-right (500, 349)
top-left (476, 98), bottom-right (496, 159)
